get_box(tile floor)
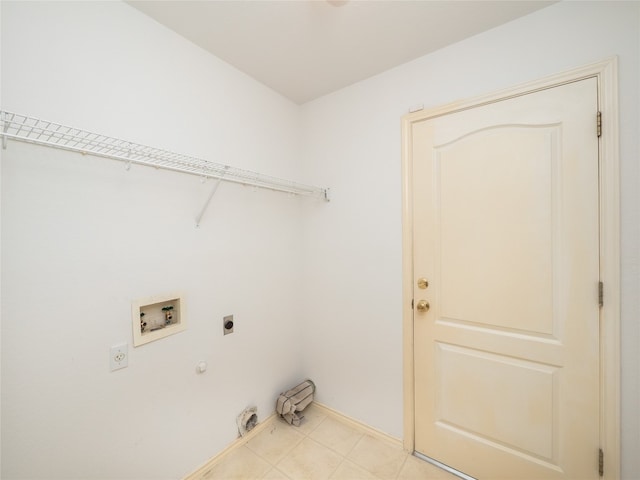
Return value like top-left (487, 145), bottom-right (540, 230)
top-left (194, 404), bottom-right (458, 480)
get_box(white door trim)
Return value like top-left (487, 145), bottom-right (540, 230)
top-left (401, 57), bottom-right (620, 479)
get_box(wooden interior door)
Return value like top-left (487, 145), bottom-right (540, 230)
top-left (411, 78), bottom-right (600, 479)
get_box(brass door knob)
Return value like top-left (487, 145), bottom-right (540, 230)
top-left (416, 300), bottom-right (430, 312)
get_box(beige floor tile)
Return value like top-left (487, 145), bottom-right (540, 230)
top-left (246, 418), bottom-right (305, 464)
top-left (262, 467), bottom-right (292, 479)
top-left (329, 460), bottom-right (382, 480)
top-left (202, 446), bottom-right (271, 480)
top-left (347, 435), bottom-right (408, 480)
top-left (309, 416), bottom-right (364, 456)
top-left (397, 455), bottom-right (460, 480)
top-left (277, 437), bottom-right (343, 480)
top-left (296, 404), bottom-right (328, 435)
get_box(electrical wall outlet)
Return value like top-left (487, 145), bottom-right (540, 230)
top-left (110, 343), bottom-right (128, 371)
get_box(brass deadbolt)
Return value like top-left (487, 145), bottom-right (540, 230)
top-left (417, 278), bottom-right (429, 289)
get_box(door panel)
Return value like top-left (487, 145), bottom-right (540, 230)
top-left (436, 344), bottom-right (557, 461)
top-left (438, 127), bottom-right (556, 336)
top-left (412, 78), bottom-right (599, 479)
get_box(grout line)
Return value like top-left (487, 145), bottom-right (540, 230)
top-left (248, 418), bottom-right (306, 468)
top-left (182, 413), bottom-right (277, 480)
top-left (308, 416), bottom-right (364, 459)
top-left (394, 453), bottom-right (410, 480)
top-left (328, 456), bottom-right (348, 480)
top-left (342, 430), bottom-right (365, 459)
top-left (267, 467), bottom-right (293, 480)
top-left (312, 402), bottom-right (405, 449)
top-left (300, 408), bottom-right (327, 437)
top-left (184, 402), bottom-right (405, 480)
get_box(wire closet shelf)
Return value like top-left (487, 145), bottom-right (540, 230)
top-left (0, 110), bottom-right (330, 201)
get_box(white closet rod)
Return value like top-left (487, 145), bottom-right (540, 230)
top-left (0, 110), bottom-right (330, 201)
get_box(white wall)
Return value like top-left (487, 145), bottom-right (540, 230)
top-left (299, 2), bottom-right (640, 478)
top-left (0, 1), bottom-right (3, 477)
top-left (1, 2), bottom-right (307, 479)
top-left (2, 1), bottom-right (639, 479)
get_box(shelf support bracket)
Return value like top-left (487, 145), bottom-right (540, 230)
top-left (195, 169), bottom-right (228, 227)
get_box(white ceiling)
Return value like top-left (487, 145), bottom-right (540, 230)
top-left (127, 0), bottom-right (555, 104)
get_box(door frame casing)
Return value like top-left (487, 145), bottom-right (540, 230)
top-left (400, 57), bottom-right (620, 479)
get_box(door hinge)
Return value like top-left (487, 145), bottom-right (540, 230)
top-left (599, 281), bottom-right (604, 308)
top-left (597, 111), bottom-right (602, 137)
top-left (599, 448), bottom-right (604, 476)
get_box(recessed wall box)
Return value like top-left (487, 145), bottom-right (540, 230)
top-left (223, 315), bottom-right (234, 335)
top-left (132, 293), bottom-right (186, 347)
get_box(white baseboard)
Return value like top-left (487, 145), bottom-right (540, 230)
top-left (182, 402), bottom-right (403, 479)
